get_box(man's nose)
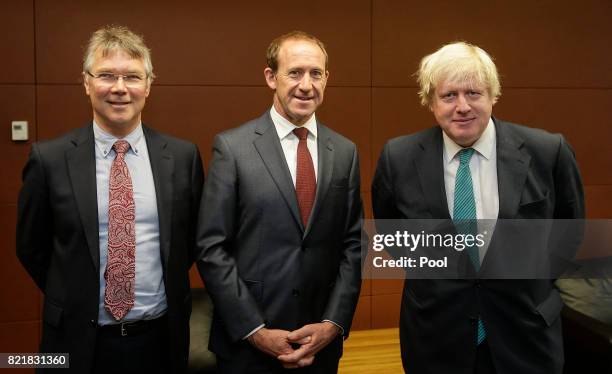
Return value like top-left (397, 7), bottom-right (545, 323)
top-left (456, 94), bottom-right (471, 112)
top-left (298, 75), bottom-right (312, 91)
top-left (110, 76), bottom-right (128, 93)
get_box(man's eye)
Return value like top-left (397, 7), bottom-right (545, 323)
top-left (468, 91), bottom-right (481, 97)
top-left (442, 93), bottom-right (456, 99)
top-left (98, 73), bottom-right (115, 80)
top-left (288, 71), bottom-right (300, 78)
top-left (311, 71), bottom-right (323, 79)
top-left (125, 75), bottom-right (143, 82)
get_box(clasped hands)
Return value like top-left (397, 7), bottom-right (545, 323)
top-left (247, 322), bottom-right (340, 369)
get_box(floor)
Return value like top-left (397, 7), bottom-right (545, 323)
top-left (338, 328), bottom-right (403, 374)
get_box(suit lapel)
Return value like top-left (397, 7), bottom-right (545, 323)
top-left (495, 119), bottom-right (531, 218)
top-left (253, 113), bottom-right (304, 231)
top-left (415, 128), bottom-right (451, 219)
top-left (66, 125), bottom-right (100, 272)
top-left (144, 126), bottom-right (174, 269)
top-left (304, 123), bottom-right (333, 238)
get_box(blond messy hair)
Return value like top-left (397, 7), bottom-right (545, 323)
top-left (416, 41), bottom-right (500, 106)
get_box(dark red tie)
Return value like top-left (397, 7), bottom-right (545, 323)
top-left (293, 128), bottom-right (316, 226)
top-left (104, 140), bottom-right (136, 321)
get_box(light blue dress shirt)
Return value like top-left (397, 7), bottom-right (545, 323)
top-left (93, 122), bottom-right (167, 325)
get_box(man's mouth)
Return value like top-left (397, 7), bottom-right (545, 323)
top-left (294, 96), bottom-right (313, 101)
top-left (107, 101), bottom-right (130, 106)
top-left (453, 117), bottom-right (476, 124)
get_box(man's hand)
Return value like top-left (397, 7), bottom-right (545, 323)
top-left (247, 327), bottom-right (296, 358)
top-left (277, 322), bottom-right (341, 367)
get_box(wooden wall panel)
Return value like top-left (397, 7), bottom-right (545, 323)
top-left (35, 0), bottom-right (371, 86)
top-left (372, 279), bottom-right (404, 296)
top-left (351, 295), bottom-right (371, 331)
top-left (0, 321), bottom-right (40, 351)
top-left (0, 86), bottom-right (36, 204)
top-left (36, 85), bottom-right (91, 140)
top-left (0, 1), bottom-right (35, 83)
top-left (371, 293), bottom-right (401, 329)
top-left (372, 0), bottom-right (612, 88)
top-left (0, 206), bottom-right (40, 323)
top-left (320, 88), bottom-right (372, 190)
top-left (371, 87), bottom-right (431, 167)
top-left (585, 185), bottom-right (612, 219)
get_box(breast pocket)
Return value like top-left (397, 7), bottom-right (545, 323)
top-left (518, 185), bottom-right (550, 218)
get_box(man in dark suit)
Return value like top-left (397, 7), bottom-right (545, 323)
top-left (16, 26), bottom-right (204, 373)
top-left (196, 31), bottom-right (363, 373)
top-left (372, 42), bottom-right (584, 374)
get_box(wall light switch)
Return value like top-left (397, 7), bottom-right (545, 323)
top-left (12, 121), bottom-right (28, 141)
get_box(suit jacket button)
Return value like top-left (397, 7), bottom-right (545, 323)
top-left (292, 289), bottom-right (300, 297)
top-left (89, 319), bottom-right (96, 327)
top-left (475, 280), bottom-right (481, 288)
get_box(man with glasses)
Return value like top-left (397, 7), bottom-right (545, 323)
top-left (17, 25), bottom-right (204, 373)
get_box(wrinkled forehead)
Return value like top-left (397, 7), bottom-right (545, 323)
top-left (435, 69), bottom-right (489, 92)
top-left (278, 39), bottom-right (326, 65)
top-left (93, 46), bottom-right (143, 63)
top-left (90, 47), bottom-right (145, 69)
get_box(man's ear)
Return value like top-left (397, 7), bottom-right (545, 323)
top-left (83, 73), bottom-right (91, 95)
top-left (264, 67), bottom-right (277, 90)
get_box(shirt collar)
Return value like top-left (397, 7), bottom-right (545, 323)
top-left (270, 105), bottom-right (318, 140)
top-left (443, 117), bottom-right (496, 164)
top-left (93, 121), bottom-right (144, 158)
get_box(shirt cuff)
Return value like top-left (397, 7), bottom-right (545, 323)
top-left (242, 324), bottom-right (265, 340)
top-left (323, 320), bottom-right (344, 336)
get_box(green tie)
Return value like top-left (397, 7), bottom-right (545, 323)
top-left (453, 148), bottom-right (486, 345)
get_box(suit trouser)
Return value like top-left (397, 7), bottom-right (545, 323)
top-left (93, 315), bottom-right (171, 374)
top-left (475, 340), bottom-right (497, 374)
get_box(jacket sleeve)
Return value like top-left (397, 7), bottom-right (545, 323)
top-left (322, 145), bottom-right (364, 337)
top-left (188, 144), bottom-right (205, 264)
top-left (16, 143), bottom-right (53, 291)
top-left (195, 134), bottom-right (265, 342)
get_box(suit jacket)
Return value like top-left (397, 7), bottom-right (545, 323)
top-left (16, 124), bottom-right (204, 373)
top-left (196, 112), bottom-right (363, 372)
top-left (372, 118), bottom-right (584, 374)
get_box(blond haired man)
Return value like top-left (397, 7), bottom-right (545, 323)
top-left (372, 42), bottom-right (584, 374)
top-left (17, 26), bottom-right (204, 373)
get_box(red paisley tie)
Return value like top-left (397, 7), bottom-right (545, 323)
top-left (293, 127), bottom-right (316, 226)
top-left (104, 140), bottom-right (136, 321)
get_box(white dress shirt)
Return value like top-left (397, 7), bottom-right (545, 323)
top-left (270, 105), bottom-right (318, 185)
top-left (443, 118), bottom-right (499, 263)
top-left (93, 122), bottom-right (167, 325)
top-left (243, 107), bottom-right (341, 340)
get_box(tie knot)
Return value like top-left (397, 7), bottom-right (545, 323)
top-left (113, 140), bottom-right (130, 155)
top-left (458, 148), bottom-right (475, 165)
top-left (293, 127), bottom-right (309, 140)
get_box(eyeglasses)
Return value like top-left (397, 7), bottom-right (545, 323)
top-left (86, 71), bottom-right (147, 88)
